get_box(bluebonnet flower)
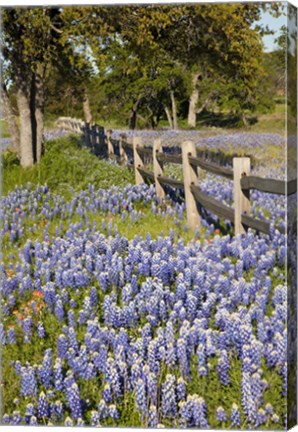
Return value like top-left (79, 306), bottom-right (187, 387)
top-left (0, 324), bottom-right (6, 345)
top-left (37, 322), bottom-right (45, 338)
top-left (109, 404), bottom-right (119, 419)
top-left (25, 403), bottom-right (36, 418)
top-left (148, 372), bottom-right (157, 405)
top-left (217, 349), bottom-right (230, 385)
top-left (68, 310), bottom-right (76, 328)
top-left (7, 327), bottom-right (16, 344)
top-left (23, 316), bottom-right (33, 342)
top-left (77, 418), bottom-right (85, 426)
top-left (162, 374), bottom-right (176, 418)
top-left (230, 403), bottom-right (241, 426)
top-left (51, 400), bottom-right (64, 420)
top-left (27, 414), bottom-right (38, 425)
top-left (68, 327), bottom-right (79, 352)
top-left (58, 334), bottom-right (68, 359)
top-left (255, 408), bottom-right (267, 427)
top-left (192, 396), bottom-right (209, 428)
top-left (196, 343), bottom-right (207, 376)
top-left (64, 417), bottom-right (73, 426)
top-left (166, 342), bottom-right (176, 368)
top-left (241, 372), bottom-right (256, 423)
top-left (11, 410), bottom-right (22, 425)
top-left (20, 366), bottom-right (37, 396)
top-left (2, 414), bottom-right (11, 425)
top-left (176, 377), bottom-right (186, 401)
top-left (37, 391), bottom-right (49, 419)
top-left (135, 378), bottom-right (147, 419)
top-left (39, 348), bottom-right (53, 388)
top-left (176, 338), bottom-right (189, 377)
top-left (272, 413), bottom-right (280, 423)
top-left (90, 286), bottom-right (98, 307)
top-left (148, 404), bottom-right (158, 427)
top-left (65, 382), bottom-right (82, 420)
top-left (78, 310), bottom-right (87, 324)
top-left (216, 406), bottom-right (227, 422)
top-left (265, 403), bottom-right (274, 415)
top-left (97, 400), bottom-right (108, 420)
top-left (90, 410), bottom-right (101, 426)
top-left (53, 358), bottom-right (64, 391)
top-left (102, 383), bottom-right (112, 403)
top-left (14, 360), bottom-right (22, 375)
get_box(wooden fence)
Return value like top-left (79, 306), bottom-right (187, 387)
top-left (56, 116), bottom-right (297, 236)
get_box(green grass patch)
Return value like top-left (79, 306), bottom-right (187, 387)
top-left (2, 136), bottom-right (134, 197)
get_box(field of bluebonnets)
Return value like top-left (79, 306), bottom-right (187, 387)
top-left (0, 129), bottom-right (288, 428)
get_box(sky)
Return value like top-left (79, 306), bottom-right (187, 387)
top-left (260, 8), bottom-right (287, 52)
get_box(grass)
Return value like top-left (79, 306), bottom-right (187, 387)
top-left (2, 136), bottom-right (134, 197)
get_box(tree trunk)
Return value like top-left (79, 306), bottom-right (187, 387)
top-left (170, 90), bottom-right (178, 129)
top-left (241, 112), bottom-right (248, 128)
top-left (30, 73), bottom-right (37, 163)
top-left (129, 97), bottom-right (142, 130)
top-left (164, 105), bottom-right (173, 129)
top-left (188, 73), bottom-right (200, 128)
top-left (83, 89), bottom-right (92, 124)
top-left (17, 85), bottom-right (33, 167)
top-left (35, 64), bottom-right (45, 162)
top-left (1, 83), bottom-right (20, 156)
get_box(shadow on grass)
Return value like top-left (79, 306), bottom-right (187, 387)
top-left (196, 110), bottom-right (258, 129)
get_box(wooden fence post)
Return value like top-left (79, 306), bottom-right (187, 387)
top-left (99, 127), bottom-right (105, 156)
top-left (233, 157), bottom-right (251, 235)
top-left (94, 124), bottom-right (100, 154)
top-left (182, 141), bottom-right (201, 230)
top-left (133, 136), bottom-right (144, 185)
top-left (91, 124), bottom-right (97, 151)
top-left (84, 122), bottom-right (91, 147)
top-left (153, 138), bottom-right (165, 199)
top-left (119, 134), bottom-right (128, 164)
top-left (106, 130), bottom-right (114, 157)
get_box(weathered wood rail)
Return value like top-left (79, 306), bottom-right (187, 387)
top-left (56, 116), bottom-right (296, 236)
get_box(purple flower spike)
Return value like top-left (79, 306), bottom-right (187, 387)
top-left (162, 374), bottom-right (177, 418)
top-left (148, 405), bottom-right (158, 427)
top-left (216, 406), bottom-right (227, 422)
top-left (65, 382), bottom-right (82, 420)
top-left (135, 378), bottom-right (147, 419)
top-left (37, 391), bottom-right (49, 419)
top-left (230, 403), bottom-right (241, 427)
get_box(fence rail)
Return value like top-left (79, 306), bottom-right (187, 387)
top-left (240, 176), bottom-right (296, 196)
top-left (56, 116), bottom-right (296, 236)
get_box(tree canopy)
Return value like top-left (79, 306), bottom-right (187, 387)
top-left (1, 2), bottom-right (287, 166)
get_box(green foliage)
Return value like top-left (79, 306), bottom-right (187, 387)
top-left (2, 136), bottom-right (134, 196)
top-left (2, 149), bottom-right (20, 170)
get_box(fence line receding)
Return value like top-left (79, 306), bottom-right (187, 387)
top-left (56, 116), bottom-right (296, 236)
